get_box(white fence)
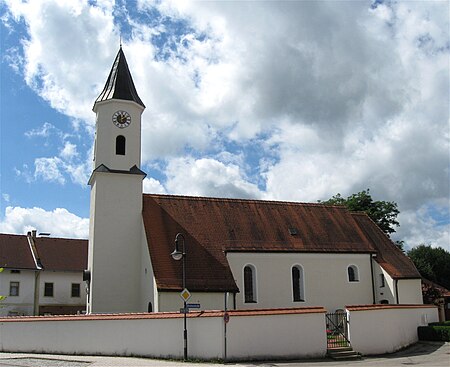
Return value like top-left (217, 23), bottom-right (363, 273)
top-left (0, 304), bottom-right (438, 360)
top-left (346, 304), bottom-right (439, 355)
top-left (0, 307), bottom-right (327, 361)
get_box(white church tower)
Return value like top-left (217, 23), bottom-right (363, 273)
top-left (86, 47), bottom-right (146, 313)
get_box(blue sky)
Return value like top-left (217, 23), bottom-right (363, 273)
top-left (0, 0), bottom-right (449, 250)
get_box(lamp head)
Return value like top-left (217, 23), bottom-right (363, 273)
top-left (171, 249), bottom-right (183, 261)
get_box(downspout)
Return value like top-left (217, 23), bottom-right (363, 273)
top-left (395, 279), bottom-right (399, 304)
top-left (27, 231), bottom-right (43, 316)
top-left (370, 254), bottom-right (376, 304)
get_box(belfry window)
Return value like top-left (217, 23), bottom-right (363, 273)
top-left (292, 265), bottom-right (305, 302)
top-left (244, 265), bottom-right (257, 303)
top-left (116, 135), bottom-right (126, 155)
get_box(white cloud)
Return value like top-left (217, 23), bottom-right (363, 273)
top-left (143, 177), bottom-right (166, 194)
top-left (165, 157), bottom-right (262, 199)
top-left (0, 206), bottom-right (89, 239)
top-left (3, 0), bottom-right (449, 248)
top-left (25, 122), bottom-right (55, 138)
top-left (34, 157), bottom-right (66, 184)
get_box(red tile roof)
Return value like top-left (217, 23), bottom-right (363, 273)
top-left (34, 237), bottom-right (87, 271)
top-left (0, 233), bottom-right (36, 269)
top-left (0, 233), bottom-right (87, 272)
top-left (351, 213), bottom-right (420, 279)
top-left (0, 306), bottom-right (326, 322)
top-left (143, 194), bottom-right (420, 292)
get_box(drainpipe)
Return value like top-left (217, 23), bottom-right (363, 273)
top-left (27, 231), bottom-right (43, 316)
top-left (370, 254), bottom-right (376, 304)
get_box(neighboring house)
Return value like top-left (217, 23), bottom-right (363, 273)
top-left (422, 278), bottom-right (450, 321)
top-left (0, 231), bottom-right (87, 316)
top-left (85, 47), bottom-right (423, 315)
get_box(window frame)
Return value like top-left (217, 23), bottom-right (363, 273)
top-left (115, 135), bottom-right (126, 155)
top-left (71, 283), bottom-right (81, 298)
top-left (243, 264), bottom-right (257, 304)
top-left (44, 282), bottom-right (54, 297)
top-left (9, 281), bottom-right (19, 296)
top-left (379, 273), bottom-right (385, 288)
top-left (291, 264), bottom-right (305, 302)
top-left (347, 265), bottom-right (359, 282)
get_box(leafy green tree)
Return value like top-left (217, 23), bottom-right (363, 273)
top-left (0, 268), bottom-right (5, 303)
top-left (408, 245), bottom-right (450, 290)
top-left (320, 189), bottom-right (400, 237)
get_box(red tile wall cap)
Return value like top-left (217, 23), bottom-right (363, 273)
top-left (346, 304), bottom-right (437, 312)
top-left (0, 307), bottom-right (326, 323)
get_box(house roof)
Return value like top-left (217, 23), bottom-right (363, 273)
top-left (0, 233), bottom-right (87, 272)
top-left (0, 233), bottom-right (36, 270)
top-left (34, 237), bottom-right (87, 272)
top-left (142, 194), bottom-right (420, 292)
top-left (94, 47), bottom-right (145, 108)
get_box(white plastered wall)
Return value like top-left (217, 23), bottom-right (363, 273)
top-left (0, 269), bottom-right (36, 316)
top-left (397, 278), bottom-right (423, 304)
top-left (139, 222), bottom-right (155, 312)
top-left (88, 172), bottom-right (144, 314)
top-left (39, 271), bottom-right (85, 307)
top-left (227, 252), bottom-right (374, 312)
top-left (372, 262), bottom-right (396, 304)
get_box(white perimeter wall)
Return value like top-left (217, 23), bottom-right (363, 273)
top-left (347, 305), bottom-right (438, 355)
top-left (0, 308), bottom-right (326, 361)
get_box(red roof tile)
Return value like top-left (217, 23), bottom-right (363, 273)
top-left (0, 233), bottom-right (87, 272)
top-left (143, 194), bottom-right (417, 292)
top-left (0, 233), bottom-right (36, 269)
top-left (35, 237), bottom-right (87, 271)
top-left (351, 213), bottom-right (420, 279)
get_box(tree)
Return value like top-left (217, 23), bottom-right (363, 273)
top-left (408, 245), bottom-right (450, 290)
top-left (320, 189), bottom-right (400, 237)
top-left (0, 268), bottom-right (5, 303)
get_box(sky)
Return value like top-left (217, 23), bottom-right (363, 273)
top-left (0, 0), bottom-right (449, 251)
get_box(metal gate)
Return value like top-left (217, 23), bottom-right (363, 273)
top-left (326, 311), bottom-right (351, 349)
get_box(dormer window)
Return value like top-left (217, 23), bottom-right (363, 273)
top-left (116, 135), bottom-right (126, 155)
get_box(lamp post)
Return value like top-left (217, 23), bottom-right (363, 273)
top-left (171, 232), bottom-right (187, 361)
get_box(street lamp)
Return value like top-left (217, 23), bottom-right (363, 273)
top-left (171, 232), bottom-right (187, 361)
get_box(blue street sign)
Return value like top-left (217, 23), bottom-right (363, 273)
top-left (187, 303), bottom-right (201, 309)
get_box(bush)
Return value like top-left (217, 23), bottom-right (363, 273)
top-left (429, 321), bottom-right (450, 326)
top-left (418, 325), bottom-right (450, 341)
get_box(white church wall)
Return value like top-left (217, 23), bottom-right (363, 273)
top-left (347, 304), bottom-right (438, 355)
top-left (227, 252), bottom-right (373, 312)
top-left (139, 222), bottom-right (155, 312)
top-left (93, 100), bottom-right (143, 172)
top-left (88, 172), bottom-right (144, 313)
top-left (397, 279), bottom-right (423, 304)
top-left (372, 262), bottom-right (396, 304)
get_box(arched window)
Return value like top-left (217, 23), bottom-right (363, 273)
top-left (347, 265), bottom-right (359, 282)
top-left (380, 299), bottom-right (389, 304)
top-left (244, 265), bottom-right (257, 303)
top-left (116, 135), bottom-right (126, 155)
top-left (292, 265), bottom-right (305, 302)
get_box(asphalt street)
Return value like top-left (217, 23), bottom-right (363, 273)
top-left (0, 342), bottom-right (448, 367)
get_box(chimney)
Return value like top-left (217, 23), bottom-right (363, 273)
top-left (31, 229), bottom-right (37, 239)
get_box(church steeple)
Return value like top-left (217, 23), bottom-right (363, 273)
top-left (95, 47), bottom-right (145, 108)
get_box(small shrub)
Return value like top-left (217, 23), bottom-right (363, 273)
top-left (418, 325), bottom-right (450, 341)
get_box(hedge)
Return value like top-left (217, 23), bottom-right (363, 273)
top-left (418, 324), bottom-right (450, 341)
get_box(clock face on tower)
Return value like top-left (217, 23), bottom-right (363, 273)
top-left (112, 110), bottom-right (131, 128)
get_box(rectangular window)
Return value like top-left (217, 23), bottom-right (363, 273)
top-left (380, 274), bottom-right (385, 288)
top-left (44, 282), bottom-right (54, 297)
top-left (71, 283), bottom-right (81, 298)
top-left (10, 269), bottom-right (21, 274)
top-left (9, 282), bottom-right (19, 296)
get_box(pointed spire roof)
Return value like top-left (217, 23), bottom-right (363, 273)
top-left (95, 47), bottom-right (145, 108)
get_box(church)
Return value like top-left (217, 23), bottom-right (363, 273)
top-left (85, 47), bottom-right (422, 315)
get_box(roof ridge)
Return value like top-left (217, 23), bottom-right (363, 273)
top-left (144, 193), bottom-right (348, 209)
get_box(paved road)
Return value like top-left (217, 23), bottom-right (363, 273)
top-left (0, 342), bottom-right (448, 367)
